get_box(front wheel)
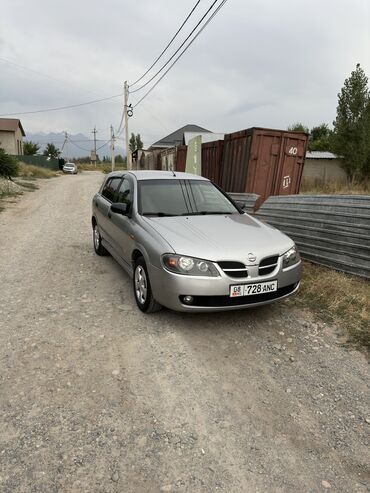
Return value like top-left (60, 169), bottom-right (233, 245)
top-left (133, 257), bottom-right (162, 313)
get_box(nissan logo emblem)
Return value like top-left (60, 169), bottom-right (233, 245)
top-left (247, 253), bottom-right (257, 263)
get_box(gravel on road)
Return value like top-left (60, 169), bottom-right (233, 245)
top-left (0, 172), bottom-right (369, 493)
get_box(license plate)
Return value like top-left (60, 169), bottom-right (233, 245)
top-left (230, 280), bottom-right (278, 298)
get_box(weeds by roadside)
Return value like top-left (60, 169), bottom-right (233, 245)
top-left (300, 181), bottom-right (370, 194)
top-left (294, 261), bottom-right (370, 353)
top-left (77, 163), bottom-right (127, 174)
top-left (18, 163), bottom-right (58, 179)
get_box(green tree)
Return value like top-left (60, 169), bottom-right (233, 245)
top-left (0, 147), bottom-right (19, 178)
top-left (309, 123), bottom-right (333, 151)
top-left (332, 63), bottom-right (370, 182)
top-left (287, 122), bottom-right (309, 134)
top-left (136, 133), bottom-right (143, 150)
top-left (43, 143), bottom-right (60, 158)
top-left (23, 140), bottom-right (40, 156)
top-left (129, 133), bottom-right (144, 152)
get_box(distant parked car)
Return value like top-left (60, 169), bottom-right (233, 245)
top-left (91, 171), bottom-right (301, 313)
top-left (63, 162), bottom-right (78, 174)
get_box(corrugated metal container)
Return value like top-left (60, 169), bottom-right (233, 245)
top-left (220, 127), bottom-right (308, 204)
top-left (201, 140), bottom-right (224, 183)
top-left (176, 145), bottom-right (187, 172)
top-left (161, 148), bottom-right (177, 171)
top-left (158, 146), bottom-right (187, 172)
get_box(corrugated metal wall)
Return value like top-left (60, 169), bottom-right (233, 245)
top-left (254, 194), bottom-right (370, 279)
top-left (227, 192), bottom-right (260, 214)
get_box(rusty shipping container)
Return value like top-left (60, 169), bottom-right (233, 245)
top-left (159, 146), bottom-right (187, 172)
top-left (201, 140), bottom-right (224, 183)
top-left (220, 127), bottom-right (308, 204)
top-left (176, 145), bottom-right (187, 172)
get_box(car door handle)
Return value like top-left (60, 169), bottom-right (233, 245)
top-left (108, 212), bottom-right (111, 218)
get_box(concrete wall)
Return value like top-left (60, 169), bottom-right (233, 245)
top-left (302, 158), bottom-right (347, 186)
top-left (0, 128), bottom-right (24, 155)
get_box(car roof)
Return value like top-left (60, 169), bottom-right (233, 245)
top-left (105, 170), bottom-right (209, 181)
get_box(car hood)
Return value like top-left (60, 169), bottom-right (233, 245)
top-left (143, 213), bottom-right (293, 263)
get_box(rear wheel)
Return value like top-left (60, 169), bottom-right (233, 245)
top-left (133, 257), bottom-right (162, 313)
top-left (93, 223), bottom-right (109, 256)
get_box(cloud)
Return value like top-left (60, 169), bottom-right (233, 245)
top-left (0, 0), bottom-right (369, 148)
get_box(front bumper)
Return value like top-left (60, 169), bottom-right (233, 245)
top-left (148, 259), bottom-right (302, 312)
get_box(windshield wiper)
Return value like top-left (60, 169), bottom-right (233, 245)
top-left (142, 212), bottom-right (178, 217)
top-left (184, 211), bottom-right (234, 215)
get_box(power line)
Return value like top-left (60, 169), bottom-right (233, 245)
top-left (129, 0), bottom-right (219, 94)
top-left (133, 0), bottom-right (228, 109)
top-left (0, 93), bottom-right (123, 117)
top-left (96, 139), bottom-right (112, 151)
top-left (69, 140), bottom-right (91, 152)
top-left (130, 0), bottom-right (201, 87)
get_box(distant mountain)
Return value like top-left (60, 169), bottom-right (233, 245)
top-left (25, 132), bottom-right (125, 160)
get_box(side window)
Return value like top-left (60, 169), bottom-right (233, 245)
top-left (101, 177), bottom-right (122, 202)
top-left (115, 178), bottom-right (133, 207)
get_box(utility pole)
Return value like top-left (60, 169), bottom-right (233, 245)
top-left (124, 81), bottom-right (132, 170)
top-left (61, 131), bottom-right (69, 162)
top-left (110, 125), bottom-right (115, 172)
top-left (92, 126), bottom-right (97, 166)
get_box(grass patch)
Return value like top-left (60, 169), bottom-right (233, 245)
top-left (295, 262), bottom-right (370, 353)
top-left (18, 163), bottom-right (58, 179)
top-left (300, 181), bottom-right (370, 194)
top-left (77, 163), bottom-right (127, 174)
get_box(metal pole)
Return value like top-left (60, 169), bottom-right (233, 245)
top-left (124, 81), bottom-right (132, 170)
top-left (92, 126), bottom-right (97, 167)
top-left (110, 125), bottom-right (115, 172)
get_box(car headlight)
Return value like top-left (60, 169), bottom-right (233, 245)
top-left (162, 254), bottom-right (220, 277)
top-left (282, 245), bottom-right (300, 268)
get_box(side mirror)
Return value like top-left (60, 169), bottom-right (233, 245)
top-left (235, 200), bottom-right (246, 209)
top-left (110, 202), bottom-right (129, 215)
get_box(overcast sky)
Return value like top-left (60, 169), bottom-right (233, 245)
top-left (1, 0), bottom-right (369, 148)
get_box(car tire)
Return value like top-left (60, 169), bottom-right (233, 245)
top-left (93, 223), bottom-right (109, 256)
top-left (133, 257), bottom-right (162, 313)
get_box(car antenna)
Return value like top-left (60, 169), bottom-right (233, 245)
top-left (170, 166), bottom-right (176, 177)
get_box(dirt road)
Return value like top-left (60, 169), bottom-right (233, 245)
top-left (0, 172), bottom-right (369, 493)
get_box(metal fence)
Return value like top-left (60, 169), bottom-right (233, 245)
top-left (228, 192), bottom-right (260, 214)
top-left (254, 194), bottom-right (370, 279)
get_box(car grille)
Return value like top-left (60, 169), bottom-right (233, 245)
top-left (217, 261), bottom-right (248, 278)
top-left (179, 283), bottom-right (297, 307)
top-left (258, 255), bottom-right (279, 276)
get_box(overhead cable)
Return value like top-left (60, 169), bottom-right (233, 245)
top-left (133, 0), bottom-right (228, 108)
top-left (129, 0), bottom-right (201, 87)
top-left (130, 0), bottom-right (218, 94)
top-left (0, 93), bottom-right (123, 117)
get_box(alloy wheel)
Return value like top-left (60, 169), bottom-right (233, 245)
top-left (135, 265), bottom-right (147, 305)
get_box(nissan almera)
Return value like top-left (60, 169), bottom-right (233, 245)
top-left (92, 171), bottom-right (301, 313)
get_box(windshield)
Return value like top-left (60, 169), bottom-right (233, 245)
top-left (138, 179), bottom-right (239, 216)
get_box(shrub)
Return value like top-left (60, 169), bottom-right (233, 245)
top-left (0, 148), bottom-right (19, 178)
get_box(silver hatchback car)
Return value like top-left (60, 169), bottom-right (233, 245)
top-left (92, 171), bottom-right (301, 313)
